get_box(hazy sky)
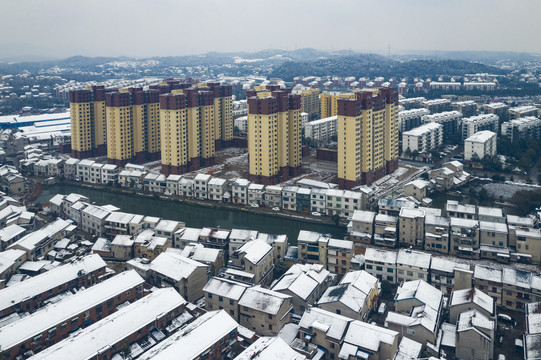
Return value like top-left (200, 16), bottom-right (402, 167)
top-left (1, 0), bottom-right (540, 58)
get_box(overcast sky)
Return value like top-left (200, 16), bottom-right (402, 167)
top-left (1, 0), bottom-right (540, 58)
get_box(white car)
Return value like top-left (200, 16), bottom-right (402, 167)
top-left (311, 212), bottom-right (321, 216)
top-left (272, 207), bottom-right (280, 211)
top-left (251, 204), bottom-right (259, 208)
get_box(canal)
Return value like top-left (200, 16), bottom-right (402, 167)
top-left (37, 184), bottom-right (346, 245)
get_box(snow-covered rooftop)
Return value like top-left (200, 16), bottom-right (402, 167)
top-left (203, 276), bottom-right (250, 300)
top-left (238, 286), bottom-right (291, 315)
top-left (396, 249), bottom-right (431, 269)
top-left (150, 252), bottom-right (207, 282)
top-left (450, 288), bottom-right (494, 315)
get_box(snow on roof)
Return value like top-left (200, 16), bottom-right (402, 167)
top-left (479, 221), bottom-right (508, 233)
top-left (446, 200), bottom-right (476, 214)
top-left (425, 214), bottom-right (450, 227)
top-left (9, 219), bottom-right (72, 251)
top-left (405, 179), bottom-right (429, 190)
top-left (375, 213), bottom-right (398, 223)
top-left (395, 280), bottom-right (442, 311)
top-left (203, 277), bottom-right (250, 300)
top-left (154, 219), bottom-right (181, 233)
top-left (524, 334), bottom-right (541, 360)
top-left (111, 235), bottom-right (133, 247)
top-left (515, 227), bottom-right (541, 239)
top-left (299, 307), bottom-right (352, 341)
top-left (207, 177), bottom-right (226, 186)
top-left (272, 268), bottom-right (322, 301)
top-left (30, 288), bottom-right (186, 360)
top-left (236, 336), bottom-right (306, 360)
top-left (230, 228), bottom-right (258, 241)
top-left (238, 286), bottom-right (291, 315)
top-left (0, 224), bottom-right (26, 243)
top-left (450, 288), bottom-right (494, 315)
top-left (106, 211), bottom-right (136, 224)
top-left (450, 217), bottom-right (478, 229)
top-left (397, 249), bottom-right (431, 269)
top-left (399, 208), bottom-right (425, 219)
top-left (0, 270), bottom-right (144, 351)
top-left (507, 214), bottom-right (535, 227)
top-left (457, 309), bottom-right (494, 336)
top-left (465, 130), bottom-right (496, 143)
top-left (394, 336), bottom-right (423, 360)
top-left (318, 283), bottom-right (367, 313)
top-left (429, 257), bottom-right (469, 274)
top-left (82, 204), bottom-right (111, 220)
top-left (248, 183), bottom-right (265, 191)
top-left (342, 320), bottom-right (398, 353)
top-left (474, 265), bottom-right (502, 283)
top-left (502, 268), bottom-right (532, 289)
top-left (364, 248), bottom-right (397, 264)
top-left (328, 238), bottom-right (353, 250)
top-left (138, 310), bottom-right (238, 360)
top-left (200, 227), bottom-right (230, 240)
top-left (150, 252), bottom-right (207, 282)
top-left (233, 178), bottom-right (251, 187)
top-left (340, 270), bottom-right (378, 295)
top-left (0, 254), bottom-right (106, 313)
top-left (297, 230), bottom-right (326, 244)
top-left (403, 122), bottom-right (442, 137)
top-left (236, 239), bottom-right (273, 264)
top-left (91, 238), bottom-right (111, 253)
top-left (0, 249), bottom-right (26, 275)
top-left (177, 227), bottom-right (202, 241)
top-left (351, 210), bottom-right (376, 223)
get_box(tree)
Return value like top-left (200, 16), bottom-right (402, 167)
top-left (331, 214), bottom-right (340, 226)
top-left (273, 261), bottom-right (290, 279)
top-left (120, 342), bottom-right (131, 358)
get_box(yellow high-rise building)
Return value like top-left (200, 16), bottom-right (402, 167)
top-left (160, 84), bottom-right (233, 175)
top-left (69, 86), bottom-right (106, 159)
top-left (320, 91), bottom-right (356, 118)
top-left (292, 87), bottom-right (320, 119)
top-left (247, 85), bottom-right (302, 185)
top-left (337, 88), bottom-right (399, 189)
top-left (105, 92), bottom-right (133, 165)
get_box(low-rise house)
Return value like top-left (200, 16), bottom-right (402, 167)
top-left (149, 252), bottom-right (208, 302)
top-left (455, 309), bottom-right (494, 360)
top-left (63, 158), bottom-right (79, 180)
top-left (348, 210), bottom-right (375, 245)
top-left (515, 227), bottom-right (541, 264)
top-left (325, 189), bottom-right (364, 218)
top-left (193, 173), bottom-right (211, 199)
top-left (138, 310), bottom-right (239, 360)
top-left (76, 159), bottom-right (94, 182)
top-left (247, 183), bottom-right (265, 206)
top-left (30, 288), bottom-right (186, 360)
top-left (257, 233), bottom-right (288, 263)
top-left (0, 249), bottom-right (26, 280)
top-left (424, 214), bottom-right (450, 254)
top-left (166, 174), bottom-right (182, 195)
top-left (297, 307), bottom-right (352, 359)
top-left (110, 234), bottom-right (134, 260)
top-left (230, 239), bottom-right (274, 285)
top-left (429, 167), bottom-right (455, 190)
top-left (429, 257), bottom-right (472, 295)
top-left (272, 264), bottom-right (333, 314)
top-left (502, 268), bottom-right (533, 312)
top-left (81, 204), bottom-right (111, 236)
top-left (387, 280), bottom-right (443, 348)
top-left (105, 211), bottom-right (144, 236)
top-left (507, 214), bottom-right (536, 247)
top-left (403, 179), bottom-right (430, 202)
top-left (374, 214), bottom-right (398, 248)
top-left (282, 186), bottom-right (299, 211)
top-left (204, 276), bottom-right (251, 320)
top-left (296, 187), bottom-right (311, 213)
top-left (378, 198), bottom-right (415, 217)
top-left (339, 321), bottom-right (399, 360)
top-left (88, 162), bottom-right (103, 184)
top-left (179, 177), bottom-right (194, 197)
top-left (398, 208), bottom-right (426, 248)
top-left (449, 288), bottom-right (495, 324)
top-left (134, 231), bottom-right (171, 261)
top-left (154, 219), bottom-right (183, 240)
top-left (0, 224), bottom-right (26, 250)
top-left (229, 228), bottom-right (258, 253)
top-left (479, 221), bottom-right (508, 249)
top-left (477, 206), bottom-right (505, 223)
top-left (473, 265), bottom-right (502, 305)
top-left (445, 200), bottom-right (477, 220)
top-left (327, 238), bottom-right (353, 275)
top-left (0, 270), bottom-right (144, 359)
top-left (264, 185), bottom-right (282, 208)
top-left (524, 302), bottom-right (541, 360)
top-left (396, 249), bottom-right (431, 283)
top-left (310, 188), bottom-right (327, 214)
top-left (297, 230), bottom-right (329, 266)
top-left (232, 178), bottom-right (250, 204)
top-left (238, 286), bottom-right (293, 336)
top-left (239, 336), bottom-right (306, 360)
top-left (143, 173), bottom-right (167, 193)
top-left (199, 227), bottom-right (231, 251)
top-left (100, 164), bottom-right (118, 185)
top-left (91, 237), bottom-right (111, 258)
top-left (449, 218), bottom-right (480, 259)
top-left (365, 248), bottom-right (397, 283)
top-left (0, 254), bottom-right (107, 318)
top-left (179, 244), bottom-right (224, 277)
top-left (173, 227), bottom-right (201, 249)
top-left (208, 177), bottom-right (227, 201)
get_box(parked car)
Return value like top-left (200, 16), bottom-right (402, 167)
top-left (498, 314), bottom-right (516, 327)
top-left (378, 303), bottom-right (387, 315)
top-left (272, 207), bottom-right (280, 211)
top-left (311, 212), bottom-right (321, 216)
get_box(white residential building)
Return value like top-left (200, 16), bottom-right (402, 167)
top-left (464, 130), bottom-right (497, 161)
top-left (462, 114), bottom-right (499, 140)
top-left (501, 116), bottom-right (541, 142)
top-left (304, 115), bottom-right (337, 144)
top-left (208, 177), bottom-right (227, 202)
top-left (193, 173), bottom-right (211, 199)
top-left (402, 123), bottom-right (443, 153)
top-left (398, 108), bottom-right (430, 133)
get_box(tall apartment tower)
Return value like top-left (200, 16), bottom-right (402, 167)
top-left (160, 84), bottom-right (233, 175)
top-left (320, 91), bottom-right (356, 118)
top-left (337, 88), bottom-right (399, 189)
top-left (292, 87), bottom-right (321, 120)
top-left (105, 88), bottom-right (160, 166)
top-left (69, 86), bottom-right (107, 159)
top-left (247, 85), bottom-right (302, 185)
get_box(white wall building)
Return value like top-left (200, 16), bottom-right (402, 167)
top-left (464, 130), bottom-right (497, 161)
top-left (402, 123), bottom-right (443, 153)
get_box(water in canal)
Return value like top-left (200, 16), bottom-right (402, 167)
top-left (37, 184), bottom-right (346, 245)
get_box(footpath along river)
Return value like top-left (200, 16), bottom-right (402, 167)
top-left (37, 184), bottom-right (346, 245)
